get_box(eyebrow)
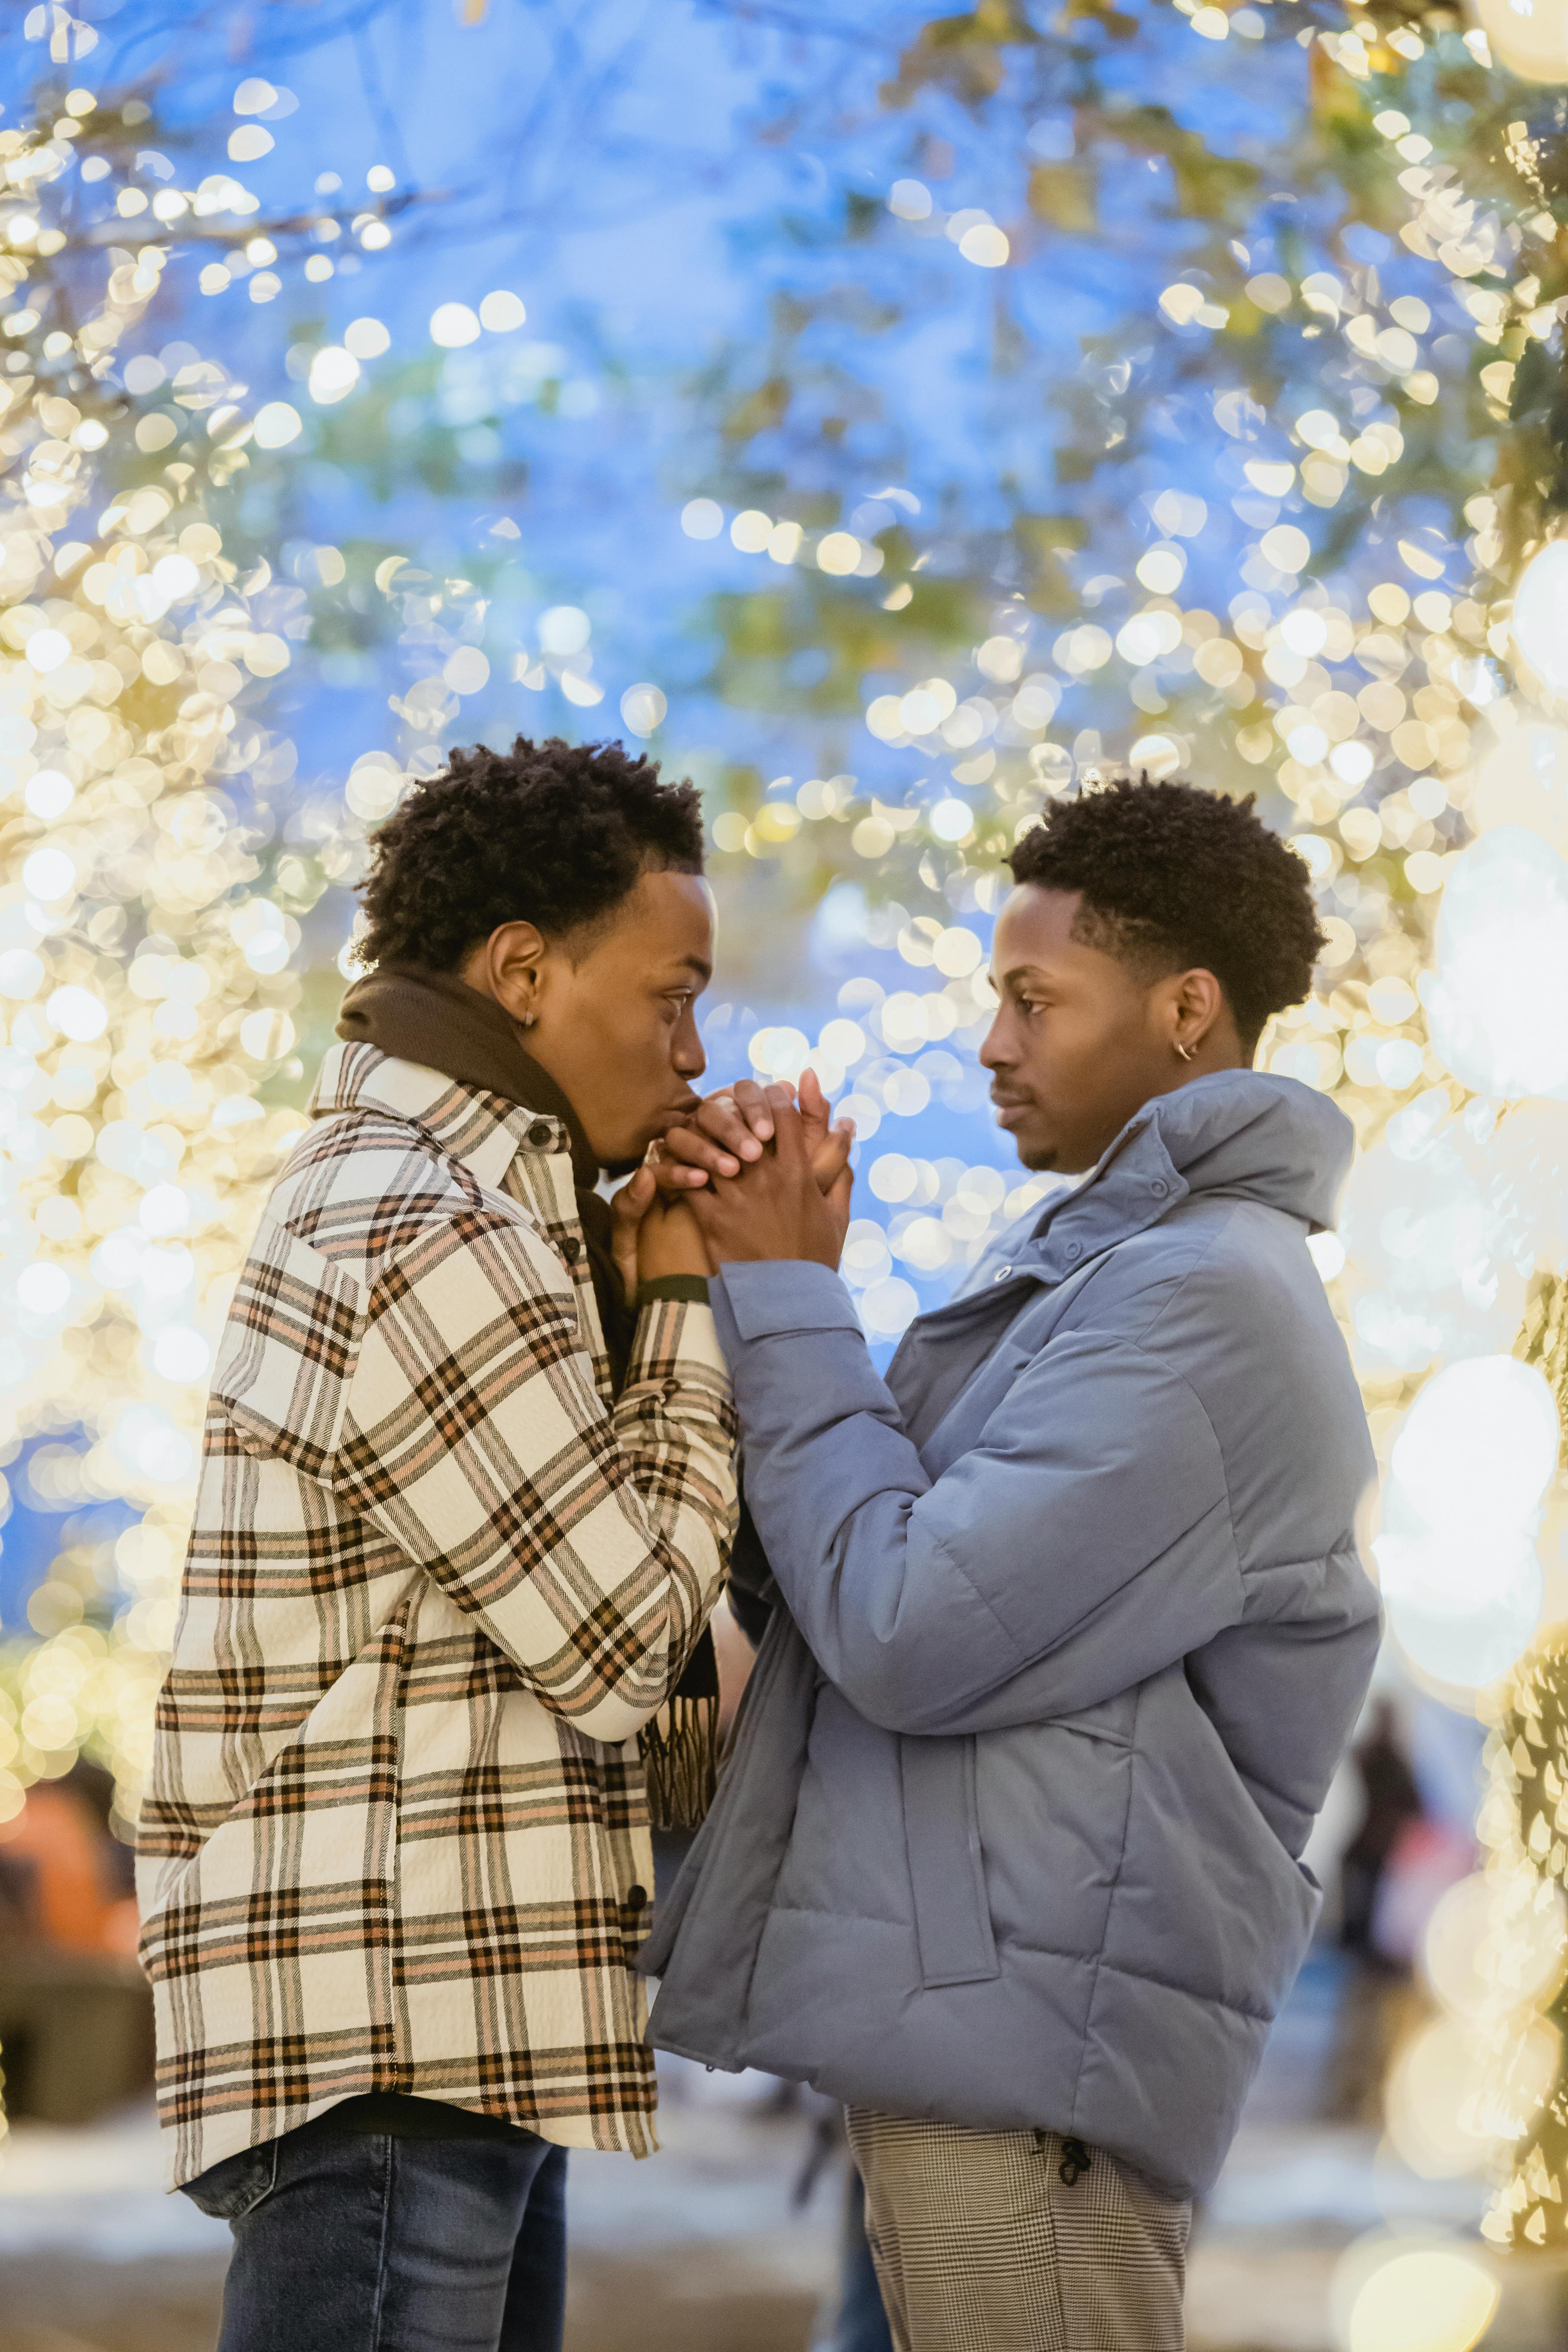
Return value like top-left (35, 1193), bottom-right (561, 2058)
top-left (670, 955), bottom-right (712, 984)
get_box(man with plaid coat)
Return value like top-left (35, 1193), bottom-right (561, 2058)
top-left (136, 740), bottom-right (786, 2352)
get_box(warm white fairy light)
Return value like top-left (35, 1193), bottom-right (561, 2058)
top-left (0, 0), bottom-right (1561, 2230)
top-left (0, 99), bottom-right (311, 1873)
top-left (1473, 0), bottom-right (1568, 83)
top-left (1512, 542), bottom-right (1568, 696)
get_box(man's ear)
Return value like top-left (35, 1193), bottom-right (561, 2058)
top-left (1167, 965), bottom-right (1226, 1057)
top-left (469, 921), bottom-right (548, 1029)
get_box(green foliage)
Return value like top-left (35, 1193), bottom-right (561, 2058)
top-left (882, 2), bottom-right (1039, 111)
top-left (1093, 101), bottom-right (1262, 221)
top-left (1027, 161), bottom-right (1097, 234)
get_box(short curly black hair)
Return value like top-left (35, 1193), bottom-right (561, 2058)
top-left (357, 736), bottom-right (705, 971)
top-left (1007, 777), bottom-right (1323, 1049)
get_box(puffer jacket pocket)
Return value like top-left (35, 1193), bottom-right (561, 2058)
top-left (1108, 1663), bottom-right (1322, 2017)
top-left (901, 1734), bottom-right (999, 1987)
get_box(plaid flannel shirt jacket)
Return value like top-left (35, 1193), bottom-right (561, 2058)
top-left (136, 1043), bottom-right (738, 2189)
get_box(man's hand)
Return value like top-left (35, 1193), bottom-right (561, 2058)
top-left (687, 1098), bottom-right (853, 1271)
top-left (609, 1166), bottom-right (709, 1298)
top-left (638, 1189), bottom-right (710, 1283)
top-left (611, 1166), bottom-right (710, 1298)
top-left (610, 1165), bottom-right (655, 1303)
top-left (657, 1068), bottom-right (853, 1197)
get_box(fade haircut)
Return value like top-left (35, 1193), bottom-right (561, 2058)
top-left (1007, 775), bottom-right (1324, 1050)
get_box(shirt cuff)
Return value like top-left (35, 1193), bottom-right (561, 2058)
top-left (635, 1275), bottom-right (711, 1308)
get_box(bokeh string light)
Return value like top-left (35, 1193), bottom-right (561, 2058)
top-left (0, 78), bottom-right (318, 2071)
top-left (663, 0), bottom-right (1568, 2280)
top-left (6, 0), bottom-right (1568, 2278)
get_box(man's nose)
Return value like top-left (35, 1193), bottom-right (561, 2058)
top-left (978, 1014), bottom-right (1008, 1071)
top-left (673, 1008), bottom-right (706, 1080)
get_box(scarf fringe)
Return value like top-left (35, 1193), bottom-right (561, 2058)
top-left (640, 1692), bottom-right (721, 1834)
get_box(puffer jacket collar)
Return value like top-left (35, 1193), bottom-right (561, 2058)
top-left (1014, 1069), bottom-right (1351, 1289)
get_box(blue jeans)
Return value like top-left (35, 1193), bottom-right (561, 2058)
top-left (184, 2126), bottom-right (568, 2352)
top-left (834, 2163), bottom-right (895, 2352)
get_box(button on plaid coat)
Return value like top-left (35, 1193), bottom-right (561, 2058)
top-left (136, 1044), bottom-right (738, 2189)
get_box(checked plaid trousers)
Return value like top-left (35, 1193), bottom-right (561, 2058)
top-left (848, 2109), bottom-right (1190, 2352)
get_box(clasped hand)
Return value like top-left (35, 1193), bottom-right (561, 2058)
top-left (610, 1071), bottom-right (855, 1298)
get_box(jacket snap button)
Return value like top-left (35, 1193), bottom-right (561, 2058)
top-left (993, 1264), bottom-right (1012, 1283)
top-left (561, 1236), bottom-right (581, 1262)
top-left (527, 1122), bottom-right (553, 1148)
top-left (1150, 1179), bottom-right (1168, 1197)
top-left (625, 1884), bottom-right (647, 1913)
top-left (1065, 1240), bottom-right (1082, 1259)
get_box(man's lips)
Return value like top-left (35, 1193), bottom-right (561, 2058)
top-left (991, 1092), bottom-right (1031, 1123)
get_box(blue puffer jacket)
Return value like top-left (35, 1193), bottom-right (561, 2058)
top-left (641, 1071), bottom-right (1379, 2200)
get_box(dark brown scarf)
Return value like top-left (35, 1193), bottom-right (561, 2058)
top-left (336, 964), bottom-right (719, 1833)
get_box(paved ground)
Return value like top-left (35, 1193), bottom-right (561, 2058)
top-left (0, 1958), bottom-right (1556, 2352)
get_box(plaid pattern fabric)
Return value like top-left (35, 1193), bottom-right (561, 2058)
top-left (847, 2110), bottom-right (1190, 2352)
top-left (137, 1043), bottom-right (738, 2190)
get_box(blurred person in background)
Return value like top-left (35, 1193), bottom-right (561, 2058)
top-left (816, 2163), bottom-right (897, 2352)
top-left (1340, 1695), bottom-right (1426, 1957)
top-left (3, 1756), bottom-right (138, 1955)
top-left (0, 1757), bottom-right (150, 2127)
top-left (1325, 1693), bottom-right (1433, 2123)
top-left (645, 778), bottom-right (1381, 2352)
top-left (136, 740), bottom-right (743, 2352)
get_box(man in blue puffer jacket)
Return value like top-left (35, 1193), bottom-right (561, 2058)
top-left (643, 777), bottom-right (1379, 2352)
